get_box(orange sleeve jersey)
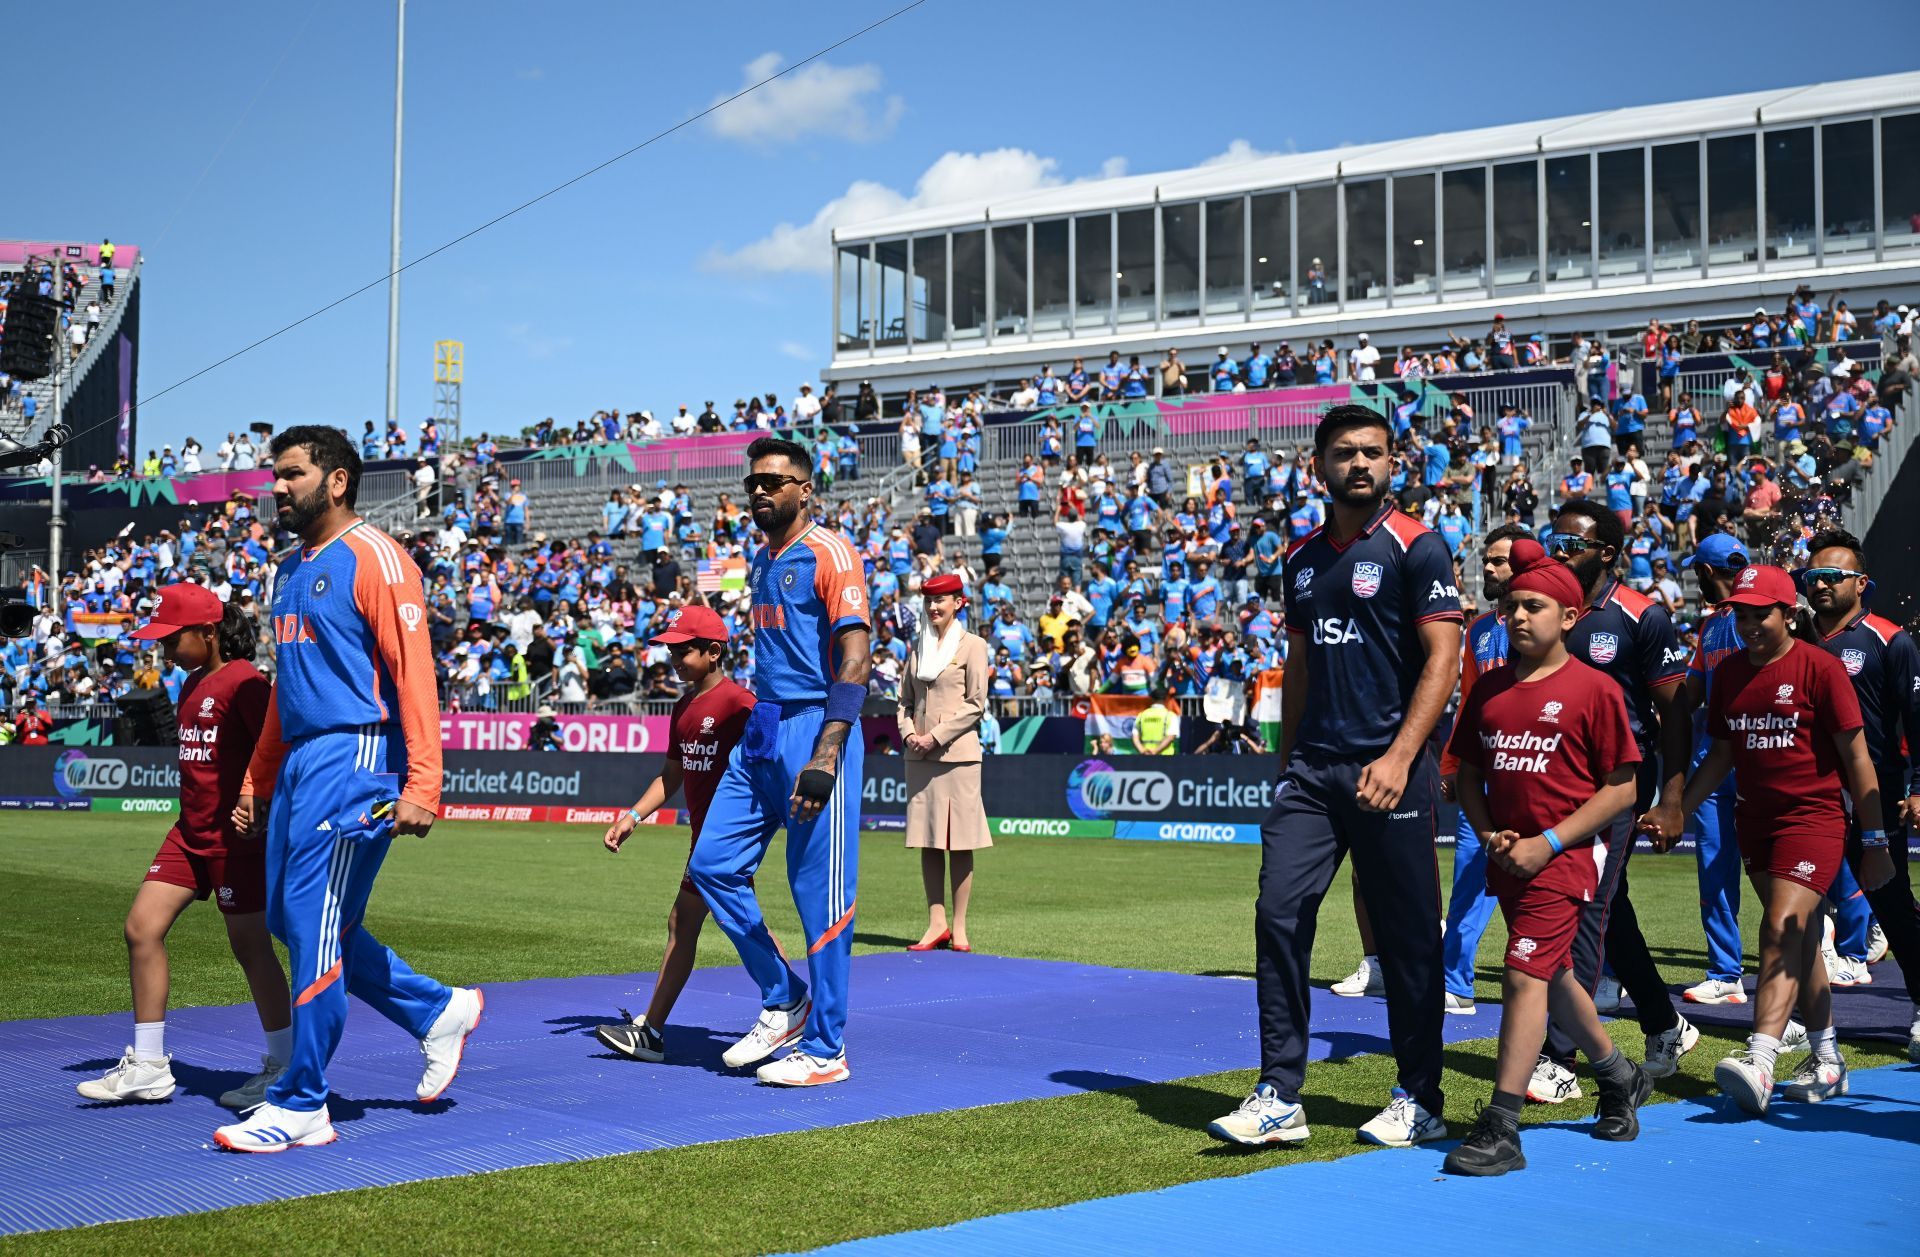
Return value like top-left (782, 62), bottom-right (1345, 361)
top-left (245, 521), bottom-right (442, 810)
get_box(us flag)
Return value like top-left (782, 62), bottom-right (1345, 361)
top-left (697, 558), bottom-right (746, 593)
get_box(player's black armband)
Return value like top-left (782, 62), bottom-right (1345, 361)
top-left (796, 768), bottom-right (835, 801)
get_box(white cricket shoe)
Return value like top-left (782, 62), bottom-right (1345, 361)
top-left (755, 1050), bottom-right (849, 1087)
top-left (1592, 976), bottom-right (1623, 1014)
top-left (1824, 945), bottom-right (1873, 987)
top-left (1526, 1055), bottom-right (1583, 1104)
top-left (722, 999), bottom-right (810, 1069)
top-left (213, 1102), bottom-right (336, 1153)
top-left (1444, 991), bottom-right (1477, 1015)
top-left (1207, 1083), bottom-right (1310, 1146)
top-left (76, 1049), bottom-right (175, 1103)
top-left (1778, 1055), bottom-right (1849, 1103)
top-left (1331, 957), bottom-right (1384, 997)
top-left (1357, 1088), bottom-right (1448, 1147)
top-left (219, 1055), bottom-right (287, 1110)
top-left (1643, 1015), bottom-right (1700, 1079)
top-left (1683, 977), bottom-right (1748, 1005)
top-left (1781, 1019), bottom-right (1809, 1052)
top-left (417, 987), bottom-right (484, 1101)
top-left (1714, 1051), bottom-right (1773, 1115)
top-left (1865, 923), bottom-right (1889, 965)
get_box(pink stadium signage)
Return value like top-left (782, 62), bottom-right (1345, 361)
top-left (439, 712), bottom-right (670, 753)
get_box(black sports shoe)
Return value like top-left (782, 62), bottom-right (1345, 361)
top-left (1591, 1062), bottom-right (1653, 1141)
top-left (1442, 1106), bottom-right (1525, 1177)
top-left (595, 1010), bottom-right (665, 1062)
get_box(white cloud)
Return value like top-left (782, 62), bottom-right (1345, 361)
top-left (706, 148), bottom-right (1070, 275)
top-left (708, 52), bottom-right (904, 145)
top-left (1200, 138), bottom-right (1285, 166)
top-left (1099, 155), bottom-right (1130, 179)
top-left (776, 340), bottom-right (815, 362)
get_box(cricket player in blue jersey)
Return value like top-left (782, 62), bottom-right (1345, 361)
top-left (689, 436), bottom-right (871, 1086)
top-left (1680, 535), bottom-right (1754, 1005)
top-left (218, 426), bottom-right (480, 1153)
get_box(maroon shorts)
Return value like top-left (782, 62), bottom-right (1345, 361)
top-left (1738, 828), bottom-right (1842, 893)
top-left (1497, 884), bottom-right (1583, 981)
top-left (144, 828), bottom-right (266, 915)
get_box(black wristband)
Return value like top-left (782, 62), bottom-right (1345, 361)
top-left (796, 768), bottom-right (835, 801)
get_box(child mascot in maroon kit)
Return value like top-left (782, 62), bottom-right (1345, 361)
top-left (76, 583), bottom-right (293, 1109)
top-left (1643, 564), bottom-right (1887, 1115)
top-left (596, 603), bottom-right (762, 1063)
top-left (1444, 539), bottom-right (1652, 1175)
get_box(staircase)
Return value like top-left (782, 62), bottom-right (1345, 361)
top-left (1, 255), bottom-right (138, 446)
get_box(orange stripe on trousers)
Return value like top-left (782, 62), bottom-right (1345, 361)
top-left (807, 901), bottom-right (857, 956)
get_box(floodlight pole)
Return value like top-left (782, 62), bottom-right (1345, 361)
top-left (384, 0), bottom-right (406, 431)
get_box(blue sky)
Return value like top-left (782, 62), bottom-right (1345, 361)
top-left (20, 0), bottom-right (1911, 455)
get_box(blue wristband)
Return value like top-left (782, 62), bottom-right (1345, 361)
top-left (626, 807), bottom-right (645, 825)
top-left (825, 681), bottom-right (866, 727)
top-left (1542, 828), bottom-right (1565, 856)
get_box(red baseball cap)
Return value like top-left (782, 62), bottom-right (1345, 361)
top-left (130, 583), bottom-right (225, 639)
top-left (1721, 563), bottom-right (1797, 609)
top-left (650, 604), bottom-right (729, 645)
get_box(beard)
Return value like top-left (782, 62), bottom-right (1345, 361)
top-left (1483, 579), bottom-right (1508, 603)
top-left (1326, 467), bottom-right (1386, 509)
top-left (1564, 552), bottom-right (1604, 595)
top-left (276, 481), bottom-right (330, 534)
top-left (751, 495), bottom-right (801, 534)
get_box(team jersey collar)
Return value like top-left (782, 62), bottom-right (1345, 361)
top-left (1324, 500), bottom-right (1394, 552)
top-left (1580, 574), bottom-right (1619, 616)
top-left (1820, 608), bottom-right (1870, 642)
top-left (768, 520), bottom-right (819, 560)
top-left (301, 517), bottom-right (365, 561)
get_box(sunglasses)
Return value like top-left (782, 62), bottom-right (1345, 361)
top-left (743, 473), bottom-right (809, 495)
top-left (1801, 567), bottom-right (1862, 586)
top-left (1545, 532), bottom-right (1594, 556)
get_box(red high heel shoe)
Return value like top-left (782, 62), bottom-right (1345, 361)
top-left (907, 929), bottom-right (952, 953)
top-left (951, 941), bottom-right (972, 953)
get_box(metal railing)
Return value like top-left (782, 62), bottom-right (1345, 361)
top-left (1851, 412), bottom-right (1919, 536)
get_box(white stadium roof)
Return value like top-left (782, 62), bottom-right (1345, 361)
top-left (834, 70), bottom-right (1920, 242)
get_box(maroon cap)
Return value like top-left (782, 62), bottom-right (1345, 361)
top-left (130, 583), bottom-right (224, 639)
top-left (650, 603), bottom-right (729, 645)
top-left (922, 573), bottom-right (964, 596)
top-left (1722, 564), bottom-right (1797, 609)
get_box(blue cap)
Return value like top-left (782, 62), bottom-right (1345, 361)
top-left (1682, 533), bottom-right (1749, 569)
top-left (656, 478), bottom-right (669, 488)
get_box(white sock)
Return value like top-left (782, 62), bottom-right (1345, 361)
top-left (1809, 1025), bottom-right (1841, 1065)
top-left (133, 1020), bottom-right (165, 1061)
top-left (1364, 954), bottom-right (1380, 969)
top-left (264, 1026), bottom-right (293, 1063)
top-left (1747, 1032), bottom-right (1782, 1071)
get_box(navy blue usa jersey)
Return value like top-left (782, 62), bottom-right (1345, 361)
top-left (1282, 505), bottom-right (1462, 758)
top-left (1817, 611), bottom-right (1920, 796)
top-left (1566, 577), bottom-right (1686, 753)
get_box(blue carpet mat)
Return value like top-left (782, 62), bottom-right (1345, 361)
top-left (2, 952), bottom-right (1483, 1236)
top-left (813, 1063), bottom-right (1920, 1256)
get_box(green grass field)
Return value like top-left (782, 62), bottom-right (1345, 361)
top-left (2, 813), bottom-right (1905, 1254)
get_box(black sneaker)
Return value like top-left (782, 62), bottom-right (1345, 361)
top-left (1442, 1106), bottom-right (1525, 1176)
top-left (1591, 1062), bottom-right (1653, 1141)
top-left (595, 1011), bottom-right (665, 1062)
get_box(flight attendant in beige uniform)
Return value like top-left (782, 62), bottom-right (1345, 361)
top-left (899, 572), bottom-right (991, 952)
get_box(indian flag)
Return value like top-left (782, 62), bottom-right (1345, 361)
top-left (1251, 668), bottom-right (1285, 751)
top-left (1085, 693), bottom-right (1172, 751)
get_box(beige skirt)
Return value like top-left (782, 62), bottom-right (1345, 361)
top-left (903, 758), bottom-right (992, 850)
